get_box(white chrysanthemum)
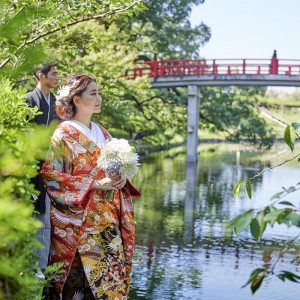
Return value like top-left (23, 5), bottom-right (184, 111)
top-left (58, 85), bottom-right (71, 99)
top-left (70, 79), bottom-right (80, 88)
top-left (55, 85), bottom-right (71, 105)
top-left (97, 138), bottom-right (140, 179)
top-left (105, 138), bottom-right (132, 152)
top-left (56, 79), bottom-right (80, 104)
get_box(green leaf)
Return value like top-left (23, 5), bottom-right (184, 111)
top-left (233, 179), bottom-right (244, 200)
top-left (270, 191), bottom-right (284, 200)
top-left (227, 214), bottom-right (243, 229)
top-left (251, 274), bottom-right (266, 294)
top-left (245, 179), bottom-right (252, 199)
top-left (278, 210), bottom-right (292, 225)
top-left (287, 186), bottom-right (296, 193)
top-left (264, 207), bottom-right (285, 227)
top-left (277, 271), bottom-right (300, 283)
top-left (227, 209), bottom-right (254, 229)
top-left (281, 212), bottom-right (300, 227)
top-left (250, 218), bottom-right (260, 240)
top-left (284, 125), bottom-right (296, 152)
top-left (257, 210), bottom-right (267, 235)
top-left (278, 274), bottom-right (285, 281)
top-left (234, 212), bottom-right (253, 235)
top-left (242, 268), bottom-right (266, 288)
top-left (278, 201), bottom-right (295, 207)
top-left (131, 146), bottom-right (136, 153)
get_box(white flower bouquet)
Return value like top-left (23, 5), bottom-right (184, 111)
top-left (97, 138), bottom-right (140, 200)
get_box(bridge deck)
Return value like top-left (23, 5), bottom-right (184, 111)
top-left (150, 74), bottom-right (300, 88)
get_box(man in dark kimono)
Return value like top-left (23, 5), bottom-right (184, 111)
top-left (25, 62), bottom-right (60, 277)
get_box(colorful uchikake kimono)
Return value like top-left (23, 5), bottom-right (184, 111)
top-left (40, 121), bottom-right (141, 300)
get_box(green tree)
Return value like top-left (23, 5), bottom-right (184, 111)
top-left (200, 86), bottom-right (274, 148)
top-left (116, 0), bottom-right (211, 59)
top-left (0, 0), bottom-right (143, 77)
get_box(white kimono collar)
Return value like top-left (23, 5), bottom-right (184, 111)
top-left (63, 120), bottom-right (106, 149)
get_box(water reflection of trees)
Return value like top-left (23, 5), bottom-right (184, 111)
top-left (132, 145), bottom-right (269, 244)
top-left (130, 144), bottom-right (298, 299)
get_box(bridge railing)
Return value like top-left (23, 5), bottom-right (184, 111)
top-left (125, 58), bottom-right (300, 78)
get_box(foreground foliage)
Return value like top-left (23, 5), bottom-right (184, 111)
top-left (0, 79), bottom-right (64, 299)
top-left (230, 123), bottom-right (300, 294)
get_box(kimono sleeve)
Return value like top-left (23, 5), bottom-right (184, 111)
top-left (40, 134), bottom-right (95, 209)
top-left (122, 179), bottom-right (141, 198)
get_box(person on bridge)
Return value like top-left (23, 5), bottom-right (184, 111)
top-left (40, 74), bottom-right (140, 299)
top-left (270, 50), bottom-right (278, 74)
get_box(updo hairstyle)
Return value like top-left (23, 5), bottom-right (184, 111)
top-left (55, 74), bottom-right (96, 120)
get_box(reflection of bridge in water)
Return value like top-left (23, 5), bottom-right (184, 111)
top-left (127, 53), bottom-right (300, 162)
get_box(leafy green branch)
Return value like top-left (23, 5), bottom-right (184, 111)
top-left (229, 184), bottom-right (300, 294)
top-left (0, 0), bottom-right (143, 70)
top-left (230, 123), bottom-right (300, 294)
top-left (241, 232), bottom-right (300, 294)
top-left (230, 183), bottom-right (300, 235)
top-left (234, 123), bottom-right (299, 200)
top-left (22, 1), bottom-right (142, 47)
top-left (270, 232), bottom-right (300, 274)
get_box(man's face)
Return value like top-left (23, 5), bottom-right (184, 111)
top-left (40, 66), bottom-right (59, 88)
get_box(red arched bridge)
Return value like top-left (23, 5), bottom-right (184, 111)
top-left (125, 56), bottom-right (300, 88)
top-left (125, 54), bottom-right (300, 162)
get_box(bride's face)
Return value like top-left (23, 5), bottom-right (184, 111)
top-left (75, 81), bottom-right (102, 114)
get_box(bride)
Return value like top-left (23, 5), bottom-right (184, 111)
top-left (40, 74), bottom-right (140, 300)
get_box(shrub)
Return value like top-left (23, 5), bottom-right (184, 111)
top-left (0, 78), bottom-right (59, 299)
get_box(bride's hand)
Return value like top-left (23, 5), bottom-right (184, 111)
top-left (112, 177), bottom-right (126, 189)
top-left (91, 178), bottom-right (118, 191)
top-left (109, 173), bottom-right (126, 189)
top-left (105, 173), bottom-right (126, 190)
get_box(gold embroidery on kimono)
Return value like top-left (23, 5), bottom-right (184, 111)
top-left (40, 122), bottom-right (140, 300)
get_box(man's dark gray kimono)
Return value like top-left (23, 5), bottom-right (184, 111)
top-left (25, 87), bottom-right (59, 269)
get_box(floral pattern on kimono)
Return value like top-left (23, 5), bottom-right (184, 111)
top-left (40, 122), bottom-right (140, 299)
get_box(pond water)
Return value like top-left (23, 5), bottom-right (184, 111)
top-left (129, 143), bottom-right (300, 300)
